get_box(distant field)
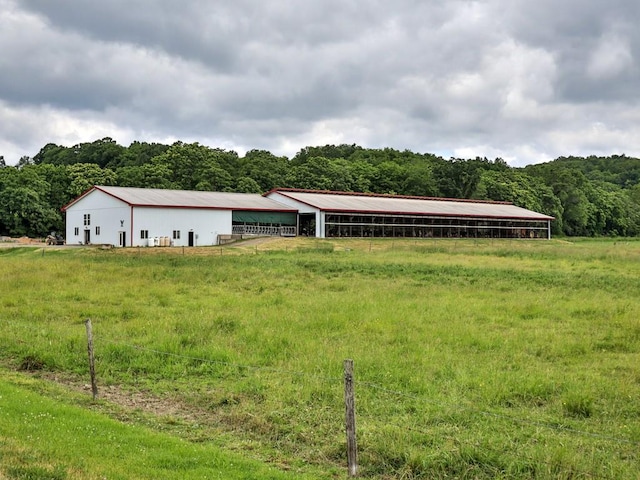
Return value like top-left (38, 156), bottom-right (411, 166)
top-left (1, 237), bottom-right (639, 479)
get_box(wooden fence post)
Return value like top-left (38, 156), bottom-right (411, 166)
top-left (85, 319), bottom-right (98, 400)
top-left (344, 359), bottom-right (358, 477)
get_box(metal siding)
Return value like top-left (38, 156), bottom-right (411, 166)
top-left (64, 189), bottom-right (130, 246)
top-left (264, 192), bottom-right (318, 213)
top-left (264, 192), bottom-right (325, 238)
top-left (95, 186), bottom-right (295, 211)
top-left (274, 191), bottom-right (553, 221)
top-left (133, 207), bottom-right (232, 246)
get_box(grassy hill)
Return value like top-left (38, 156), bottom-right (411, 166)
top-left (1, 237), bottom-right (639, 479)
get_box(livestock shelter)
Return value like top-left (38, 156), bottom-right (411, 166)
top-left (265, 189), bottom-right (554, 240)
top-left (62, 186), bottom-right (297, 247)
top-left (63, 186), bottom-right (553, 247)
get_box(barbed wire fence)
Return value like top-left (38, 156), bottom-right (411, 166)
top-left (83, 319), bottom-right (638, 479)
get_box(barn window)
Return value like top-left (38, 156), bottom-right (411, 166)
top-left (95, 226), bottom-right (101, 236)
top-left (83, 214), bottom-right (91, 226)
top-left (140, 230), bottom-right (149, 239)
top-left (172, 230), bottom-right (180, 240)
top-left (74, 227), bottom-right (79, 236)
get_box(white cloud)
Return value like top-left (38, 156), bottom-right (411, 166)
top-left (1, 0), bottom-right (640, 165)
top-left (0, 100), bottom-right (134, 163)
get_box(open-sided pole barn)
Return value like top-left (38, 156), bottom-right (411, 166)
top-left (265, 189), bottom-right (554, 240)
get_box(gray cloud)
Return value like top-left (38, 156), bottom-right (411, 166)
top-left (1, 0), bottom-right (640, 167)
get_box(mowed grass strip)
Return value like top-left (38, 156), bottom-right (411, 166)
top-left (0, 374), bottom-right (314, 480)
top-left (1, 238), bottom-right (640, 478)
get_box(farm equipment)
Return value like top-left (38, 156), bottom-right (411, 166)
top-left (46, 233), bottom-right (65, 245)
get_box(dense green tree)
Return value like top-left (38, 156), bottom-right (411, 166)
top-left (235, 177), bottom-right (263, 193)
top-left (194, 161), bottom-right (234, 191)
top-left (347, 160), bottom-right (377, 193)
top-left (473, 169), bottom-right (563, 234)
top-left (553, 154), bottom-right (640, 188)
top-left (291, 144), bottom-right (362, 165)
top-left (371, 161), bottom-right (405, 194)
top-left (67, 163), bottom-right (117, 197)
top-left (33, 143), bottom-right (73, 165)
top-left (526, 164), bottom-right (596, 236)
top-left (239, 150), bottom-right (288, 191)
top-left (401, 162), bottom-right (439, 197)
top-left (151, 142), bottom-right (239, 191)
top-left (285, 156), bottom-right (356, 191)
top-left (118, 141), bottom-right (170, 167)
top-left (475, 170), bottom-right (541, 211)
top-left (432, 158), bottom-right (496, 198)
top-left (583, 182), bottom-right (639, 236)
top-left (4, 138), bottom-right (640, 238)
top-left (22, 164), bottom-right (70, 232)
top-left (33, 138), bottom-right (127, 168)
top-left (115, 163), bottom-right (174, 189)
top-left (0, 185), bottom-right (59, 237)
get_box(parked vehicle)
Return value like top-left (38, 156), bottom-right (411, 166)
top-left (46, 233), bottom-right (65, 245)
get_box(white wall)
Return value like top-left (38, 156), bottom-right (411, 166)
top-left (265, 192), bottom-right (324, 238)
top-left (65, 189), bottom-right (234, 246)
top-left (65, 190), bottom-right (130, 246)
top-left (264, 192), bottom-right (315, 213)
top-left (133, 207), bottom-right (231, 246)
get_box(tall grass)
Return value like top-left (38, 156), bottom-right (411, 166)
top-left (1, 239), bottom-right (639, 478)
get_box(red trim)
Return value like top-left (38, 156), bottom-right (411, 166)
top-left (266, 191), bottom-right (320, 210)
top-left (264, 187), bottom-right (513, 205)
top-left (65, 186), bottom-right (296, 212)
top-left (94, 185), bottom-right (131, 206)
top-left (62, 185), bottom-right (129, 211)
top-left (60, 186), bottom-right (99, 211)
top-left (131, 204), bottom-right (296, 212)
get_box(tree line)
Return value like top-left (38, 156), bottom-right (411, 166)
top-left (1, 137), bottom-right (639, 238)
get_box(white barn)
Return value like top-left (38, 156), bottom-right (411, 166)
top-left (63, 186), bottom-right (554, 246)
top-left (62, 186), bottom-right (297, 247)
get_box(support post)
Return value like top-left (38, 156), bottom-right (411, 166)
top-left (85, 319), bottom-right (98, 400)
top-left (344, 359), bottom-right (358, 477)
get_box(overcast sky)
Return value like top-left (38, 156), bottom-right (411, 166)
top-left (1, 0), bottom-right (639, 166)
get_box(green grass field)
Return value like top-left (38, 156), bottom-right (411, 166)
top-left (1, 238), bottom-right (639, 479)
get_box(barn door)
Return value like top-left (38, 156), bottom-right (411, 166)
top-left (188, 231), bottom-right (195, 247)
top-left (84, 229), bottom-right (91, 245)
top-left (119, 231), bottom-right (126, 247)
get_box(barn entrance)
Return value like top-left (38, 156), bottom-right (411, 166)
top-left (188, 231), bottom-right (195, 246)
top-left (119, 231), bottom-right (126, 247)
top-left (298, 213), bottom-right (316, 236)
top-left (84, 229), bottom-right (91, 245)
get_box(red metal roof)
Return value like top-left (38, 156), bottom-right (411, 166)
top-left (266, 189), bottom-right (554, 221)
top-left (63, 186), bottom-right (297, 212)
